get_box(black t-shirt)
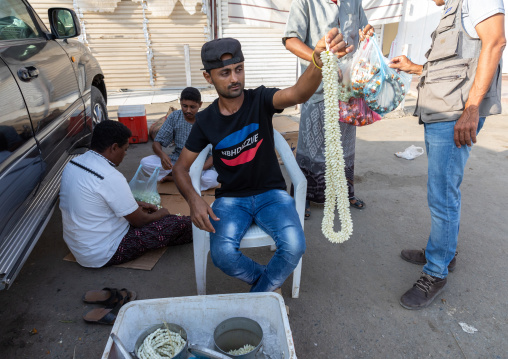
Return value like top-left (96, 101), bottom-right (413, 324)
top-left (185, 86), bottom-right (286, 198)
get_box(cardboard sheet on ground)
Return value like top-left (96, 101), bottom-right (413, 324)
top-left (273, 115), bottom-right (300, 133)
top-left (160, 194), bottom-right (214, 216)
top-left (273, 115), bottom-right (299, 162)
top-left (63, 247), bottom-right (167, 271)
top-left (157, 181), bottom-right (217, 196)
top-left (276, 131), bottom-right (299, 163)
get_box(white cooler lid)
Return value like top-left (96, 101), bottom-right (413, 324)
top-left (118, 104), bottom-right (146, 117)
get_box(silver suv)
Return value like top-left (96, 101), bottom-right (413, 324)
top-left (0, 0), bottom-right (108, 289)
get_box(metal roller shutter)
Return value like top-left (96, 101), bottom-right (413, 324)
top-left (29, 0), bottom-right (74, 29)
top-left (147, 1), bottom-right (208, 89)
top-left (29, 0), bottom-right (209, 90)
top-left (30, 0), bottom-right (151, 90)
top-left (218, 0), bottom-right (297, 88)
top-left (83, 0), bottom-right (151, 90)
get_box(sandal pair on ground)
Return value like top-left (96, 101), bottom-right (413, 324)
top-left (82, 287), bottom-right (137, 325)
top-left (305, 197), bottom-right (365, 218)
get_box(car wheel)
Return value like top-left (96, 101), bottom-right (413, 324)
top-left (91, 86), bottom-right (108, 127)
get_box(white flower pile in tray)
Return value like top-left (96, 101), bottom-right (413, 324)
top-left (228, 344), bottom-right (256, 355)
top-left (320, 49), bottom-right (353, 244)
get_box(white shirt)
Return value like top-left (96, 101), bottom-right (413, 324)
top-left (445, 0), bottom-right (505, 38)
top-left (59, 151), bottom-right (138, 267)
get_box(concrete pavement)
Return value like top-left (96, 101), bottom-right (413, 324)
top-left (0, 97), bottom-right (507, 358)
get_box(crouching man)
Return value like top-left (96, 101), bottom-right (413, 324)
top-left (60, 121), bottom-right (192, 267)
top-left (173, 29), bottom-right (350, 292)
top-left (141, 87), bottom-right (219, 191)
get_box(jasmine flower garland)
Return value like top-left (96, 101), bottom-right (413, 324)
top-left (320, 49), bottom-right (353, 243)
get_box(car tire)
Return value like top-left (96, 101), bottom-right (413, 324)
top-left (91, 86), bottom-right (108, 127)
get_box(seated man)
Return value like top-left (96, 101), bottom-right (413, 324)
top-left (59, 121), bottom-right (192, 268)
top-left (141, 87), bottom-right (219, 191)
top-left (173, 29), bottom-right (349, 292)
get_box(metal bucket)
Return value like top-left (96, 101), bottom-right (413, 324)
top-left (213, 317), bottom-right (263, 359)
top-left (134, 323), bottom-right (188, 359)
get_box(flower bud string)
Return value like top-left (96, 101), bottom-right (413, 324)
top-left (320, 49), bottom-right (353, 243)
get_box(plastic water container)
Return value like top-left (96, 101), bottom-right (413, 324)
top-left (118, 105), bottom-right (148, 144)
top-left (101, 293), bottom-right (296, 359)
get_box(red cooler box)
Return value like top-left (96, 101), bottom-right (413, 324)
top-left (118, 105), bottom-right (148, 143)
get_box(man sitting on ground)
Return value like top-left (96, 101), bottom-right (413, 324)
top-left (60, 121), bottom-right (192, 268)
top-left (173, 29), bottom-right (350, 292)
top-left (141, 87), bottom-right (219, 191)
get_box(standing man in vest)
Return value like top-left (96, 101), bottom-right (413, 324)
top-left (390, 0), bottom-right (505, 309)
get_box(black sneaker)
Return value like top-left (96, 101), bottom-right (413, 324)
top-left (400, 249), bottom-right (457, 272)
top-left (400, 273), bottom-right (447, 310)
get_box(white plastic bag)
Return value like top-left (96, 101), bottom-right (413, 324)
top-left (337, 53), bottom-right (354, 102)
top-left (350, 36), bottom-right (382, 97)
top-left (395, 145), bottom-right (424, 160)
top-left (129, 164), bottom-right (161, 206)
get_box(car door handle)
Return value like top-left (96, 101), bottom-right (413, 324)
top-left (18, 66), bottom-right (39, 81)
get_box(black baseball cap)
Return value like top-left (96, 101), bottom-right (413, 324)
top-left (201, 38), bottom-right (245, 71)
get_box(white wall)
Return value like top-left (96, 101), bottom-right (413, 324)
top-left (392, 0), bottom-right (441, 65)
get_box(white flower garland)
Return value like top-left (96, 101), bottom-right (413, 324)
top-left (137, 328), bottom-right (186, 359)
top-left (320, 50), bottom-right (353, 243)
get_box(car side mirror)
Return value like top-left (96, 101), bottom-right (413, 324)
top-left (48, 8), bottom-right (81, 39)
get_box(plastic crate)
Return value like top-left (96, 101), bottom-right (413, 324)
top-left (118, 105), bottom-right (148, 144)
top-left (102, 293), bottom-right (296, 359)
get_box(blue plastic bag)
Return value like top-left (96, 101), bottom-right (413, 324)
top-left (362, 35), bottom-right (412, 116)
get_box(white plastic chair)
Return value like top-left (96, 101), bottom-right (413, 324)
top-left (189, 130), bottom-right (307, 298)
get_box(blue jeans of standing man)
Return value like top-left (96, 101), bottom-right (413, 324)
top-left (210, 189), bottom-right (306, 292)
top-left (423, 117), bottom-right (485, 279)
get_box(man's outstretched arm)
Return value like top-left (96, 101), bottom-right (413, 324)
top-left (173, 148), bottom-right (219, 233)
top-left (274, 28), bottom-right (350, 110)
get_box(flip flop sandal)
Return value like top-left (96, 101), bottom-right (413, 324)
top-left (349, 197), bottom-right (366, 210)
top-left (82, 289), bottom-right (137, 325)
top-left (83, 291), bottom-right (123, 325)
top-left (118, 288), bottom-right (137, 303)
top-left (82, 287), bottom-right (119, 306)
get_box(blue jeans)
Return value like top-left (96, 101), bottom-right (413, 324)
top-left (210, 189), bottom-right (306, 292)
top-left (423, 117), bottom-right (485, 279)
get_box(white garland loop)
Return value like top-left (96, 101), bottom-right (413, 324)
top-left (320, 50), bottom-right (353, 244)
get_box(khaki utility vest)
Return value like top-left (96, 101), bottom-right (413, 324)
top-left (415, 0), bottom-right (502, 123)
